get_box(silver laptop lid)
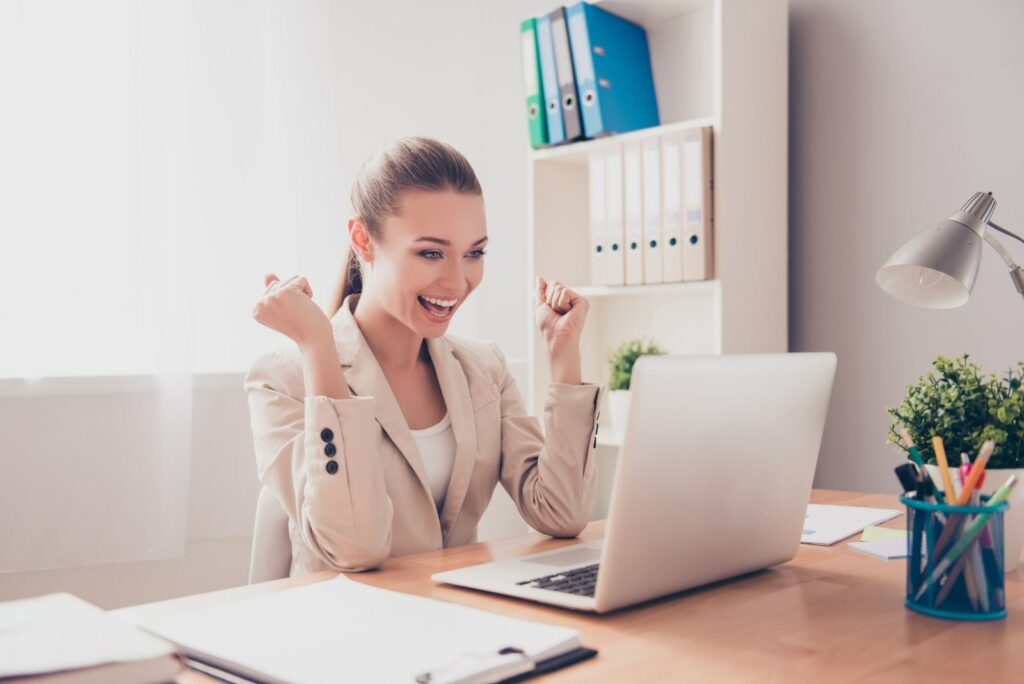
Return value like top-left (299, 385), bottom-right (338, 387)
top-left (595, 353), bottom-right (837, 612)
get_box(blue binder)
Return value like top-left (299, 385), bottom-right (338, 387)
top-left (565, 2), bottom-right (660, 138)
top-left (535, 13), bottom-right (565, 145)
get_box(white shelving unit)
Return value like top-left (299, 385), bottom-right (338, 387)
top-left (526, 0), bottom-right (788, 509)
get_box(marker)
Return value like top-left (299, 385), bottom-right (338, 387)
top-left (899, 427), bottom-right (944, 503)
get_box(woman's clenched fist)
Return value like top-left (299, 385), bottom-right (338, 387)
top-left (253, 274), bottom-right (332, 348)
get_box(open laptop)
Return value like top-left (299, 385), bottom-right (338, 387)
top-left (432, 353), bottom-right (837, 613)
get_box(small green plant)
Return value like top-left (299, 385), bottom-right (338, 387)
top-left (607, 338), bottom-right (666, 391)
top-left (887, 354), bottom-right (1024, 469)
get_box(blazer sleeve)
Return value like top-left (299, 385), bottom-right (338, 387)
top-left (244, 351), bottom-right (394, 572)
top-left (490, 343), bottom-right (605, 538)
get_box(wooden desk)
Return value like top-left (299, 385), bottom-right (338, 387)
top-left (115, 490), bottom-right (1024, 682)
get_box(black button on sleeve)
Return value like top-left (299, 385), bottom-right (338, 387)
top-left (320, 428), bottom-right (334, 443)
top-left (325, 460), bottom-right (339, 475)
top-left (324, 442), bottom-right (337, 457)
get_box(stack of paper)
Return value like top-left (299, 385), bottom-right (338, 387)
top-left (0, 593), bottom-right (181, 684)
top-left (134, 575), bottom-right (586, 684)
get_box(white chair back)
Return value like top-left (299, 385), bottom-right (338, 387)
top-left (248, 486), bottom-right (292, 583)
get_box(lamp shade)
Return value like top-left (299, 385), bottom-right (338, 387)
top-left (876, 192), bottom-right (995, 309)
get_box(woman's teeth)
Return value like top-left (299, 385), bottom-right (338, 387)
top-left (418, 295), bottom-right (457, 320)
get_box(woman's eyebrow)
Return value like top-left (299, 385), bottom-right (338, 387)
top-left (413, 236), bottom-right (489, 246)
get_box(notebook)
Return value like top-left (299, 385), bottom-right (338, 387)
top-left (134, 574), bottom-right (594, 684)
top-left (0, 593), bottom-right (182, 684)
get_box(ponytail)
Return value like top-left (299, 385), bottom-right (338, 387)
top-left (331, 247), bottom-right (363, 316)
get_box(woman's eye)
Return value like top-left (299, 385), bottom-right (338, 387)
top-left (467, 249), bottom-right (487, 259)
top-left (419, 250), bottom-right (443, 260)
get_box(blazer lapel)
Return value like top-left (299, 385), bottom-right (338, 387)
top-left (331, 296), bottom-right (436, 513)
top-left (428, 336), bottom-right (478, 542)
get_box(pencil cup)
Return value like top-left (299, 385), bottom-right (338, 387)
top-left (902, 494), bottom-right (1008, 621)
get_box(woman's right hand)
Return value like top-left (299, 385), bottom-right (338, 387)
top-left (253, 274), bottom-right (333, 350)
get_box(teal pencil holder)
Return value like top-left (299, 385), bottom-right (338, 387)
top-left (901, 494), bottom-right (1008, 621)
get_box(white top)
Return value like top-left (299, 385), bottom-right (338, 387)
top-left (409, 413), bottom-right (456, 513)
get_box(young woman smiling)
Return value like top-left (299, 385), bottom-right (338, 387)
top-left (245, 137), bottom-right (604, 575)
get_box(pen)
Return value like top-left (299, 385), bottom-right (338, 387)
top-left (932, 436), bottom-right (957, 503)
top-left (931, 441), bottom-right (994, 560)
top-left (915, 475), bottom-right (1018, 601)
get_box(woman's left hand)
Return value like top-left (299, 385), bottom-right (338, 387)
top-left (535, 277), bottom-right (588, 384)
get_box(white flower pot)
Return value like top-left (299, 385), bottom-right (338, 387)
top-left (606, 390), bottom-right (631, 436)
top-left (924, 464), bottom-right (1024, 573)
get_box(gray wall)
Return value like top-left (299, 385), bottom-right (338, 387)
top-left (789, 0), bottom-right (1024, 494)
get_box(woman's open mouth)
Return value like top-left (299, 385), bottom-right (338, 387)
top-left (417, 294), bottom-right (459, 322)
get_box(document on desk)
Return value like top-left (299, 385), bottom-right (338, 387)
top-left (0, 593), bottom-right (182, 684)
top-left (131, 574), bottom-right (589, 684)
top-left (801, 504), bottom-right (902, 546)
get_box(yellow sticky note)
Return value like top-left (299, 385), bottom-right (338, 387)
top-left (859, 525), bottom-right (906, 542)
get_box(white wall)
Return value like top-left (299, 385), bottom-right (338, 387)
top-left (1, 0), bottom-right (550, 609)
top-left (789, 0), bottom-right (1024, 494)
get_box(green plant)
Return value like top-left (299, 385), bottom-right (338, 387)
top-left (887, 354), bottom-right (1024, 469)
top-left (607, 338), bottom-right (666, 391)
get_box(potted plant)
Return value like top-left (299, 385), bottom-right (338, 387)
top-left (887, 354), bottom-right (1024, 572)
top-left (606, 338), bottom-right (666, 435)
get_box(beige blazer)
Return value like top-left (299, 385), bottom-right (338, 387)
top-left (244, 295), bottom-right (604, 575)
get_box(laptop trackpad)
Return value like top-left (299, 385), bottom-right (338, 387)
top-left (522, 547), bottom-right (602, 567)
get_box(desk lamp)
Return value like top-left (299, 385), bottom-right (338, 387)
top-left (876, 192), bottom-right (1024, 308)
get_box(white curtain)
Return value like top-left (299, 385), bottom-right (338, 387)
top-left (0, 0), bottom-right (306, 572)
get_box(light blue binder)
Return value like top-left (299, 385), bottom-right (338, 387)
top-left (565, 2), bottom-right (660, 138)
top-left (535, 13), bottom-right (565, 145)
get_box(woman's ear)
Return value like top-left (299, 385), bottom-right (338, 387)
top-left (348, 218), bottom-right (374, 264)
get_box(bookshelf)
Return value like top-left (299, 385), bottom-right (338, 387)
top-left (525, 0), bottom-right (788, 514)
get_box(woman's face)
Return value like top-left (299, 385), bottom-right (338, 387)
top-left (369, 189), bottom-right (487, 338)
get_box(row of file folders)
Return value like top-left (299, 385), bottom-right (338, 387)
top-left (589, 127), bottom-right (714, 286)
top-left (520, 2), bottom-right (659, 148)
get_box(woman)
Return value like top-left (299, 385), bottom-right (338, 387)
top-left (245, 136), bottom-right (603, 575)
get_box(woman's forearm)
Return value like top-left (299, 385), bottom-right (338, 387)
top-left (300, 335), bottom-right (351, 399)
top-left (549, 344), bottom-right (582, 385)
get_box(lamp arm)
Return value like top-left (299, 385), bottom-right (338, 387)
top-left (984, 222), bottom-right (1024, 296)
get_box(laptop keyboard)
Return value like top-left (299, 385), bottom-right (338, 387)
top-left (515, 563), bottom-right (599, 597)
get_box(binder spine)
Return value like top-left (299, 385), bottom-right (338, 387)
top-left (549, 8), bottom-right (583, 142)
top-left (566, 4), bottom-right (602, 139)
top-left (682, 127), bottom-right (714, 281)
top-left (536, 14), bottom-right (564, 145)
top-left (520, 19), bottom-right (548, 149)
top-left (660, 133), bottom-right (684, 283)
top-left (605, 143), bottom-right (625, 285)
top-left (624, 141), bottom-right (644, 285)
top-left (589, 152), bottom-right (607, 286)
top-left (641, 138), bottom-right (663, 284)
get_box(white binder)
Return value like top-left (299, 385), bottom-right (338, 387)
top-left (682, 126), bottom-right (714, 281)
top-left (641, 138), bottom-right (663, 284)
top-left (660, 133), bottom-right (684, 283)
top-left (623, 141), bottom-right (644, 285)
top-left (604, 143), bottom-right (625, 285)
top-left (588, 152), bottom-right (607, 285)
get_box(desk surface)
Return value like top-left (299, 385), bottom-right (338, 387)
top-left (116, 490), bottom-right (1024, 682)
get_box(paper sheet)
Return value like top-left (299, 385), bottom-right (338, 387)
top-left (0, 593), bottom-right (177, 679)
top-left (801, 504), bottom-right (902, 546)
top-left (134, 574), bottom-right (581, 684)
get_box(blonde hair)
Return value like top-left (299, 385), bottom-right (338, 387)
top-left (332, 136), bottom-right (482, 315)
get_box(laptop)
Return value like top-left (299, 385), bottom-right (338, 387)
top-left (432, 353), bottom-right (837, 613)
